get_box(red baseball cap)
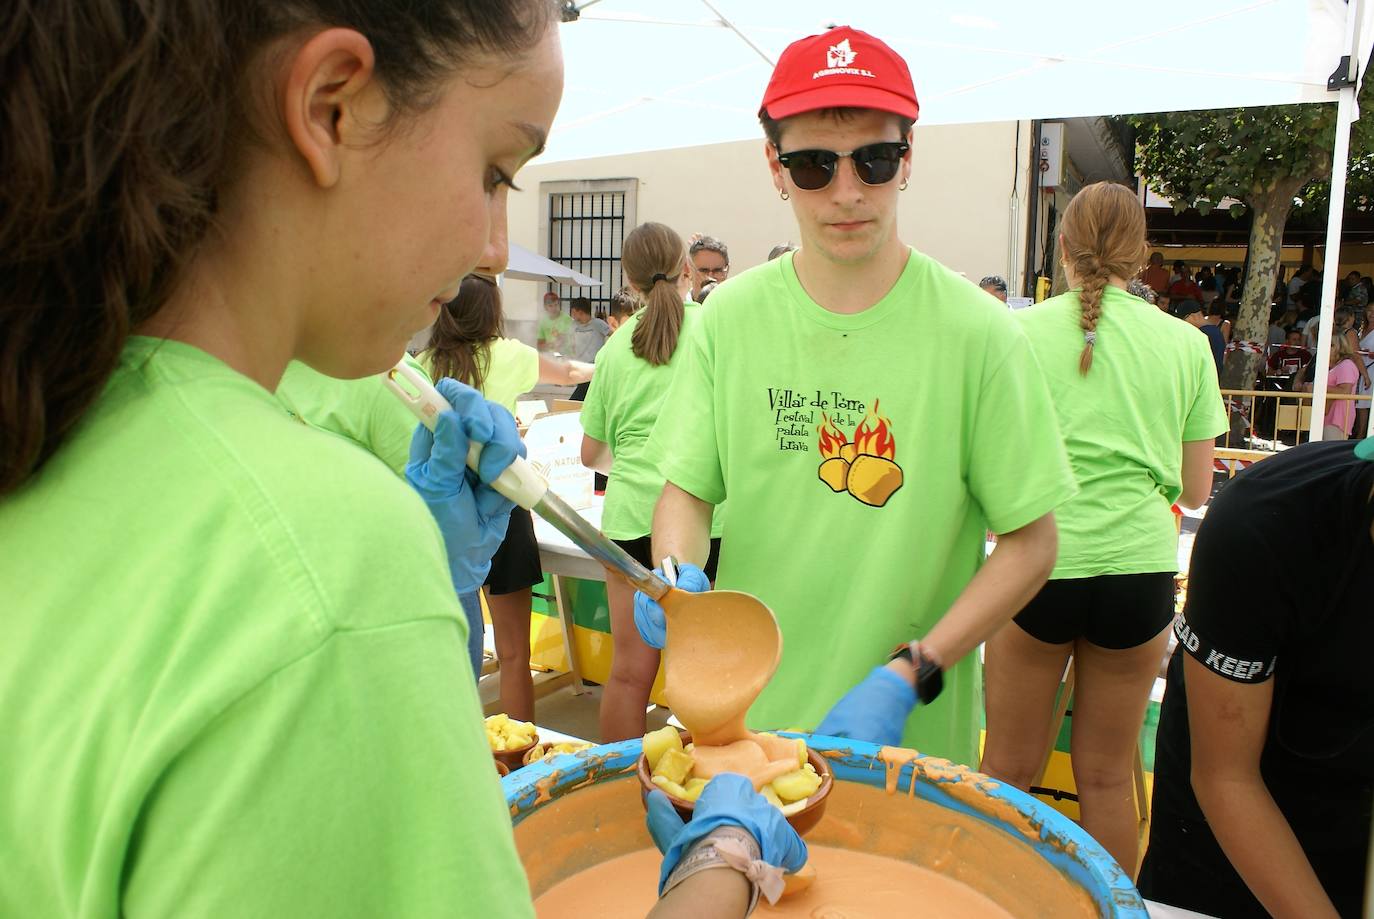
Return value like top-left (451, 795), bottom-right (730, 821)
top-left (760, 26), bottom-right (919, 122)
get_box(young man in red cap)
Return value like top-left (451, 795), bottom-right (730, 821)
top-left (636, 26), bottom-right (1076, 767)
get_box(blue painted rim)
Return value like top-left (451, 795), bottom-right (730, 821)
top-left (504, 733), bottom-right (1148, 918)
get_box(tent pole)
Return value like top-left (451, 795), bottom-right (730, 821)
top-left (697, 0), bottom-right (774, 67)
top-left (1307, 0), bottom-right (1361, 442)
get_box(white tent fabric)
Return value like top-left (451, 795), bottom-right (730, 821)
top-left (504, 242), bottom-right (602, 286)
top-left (552, 0), bottom-right (1373, 442)
top-left (548, 0), bottom-right (1351, 164)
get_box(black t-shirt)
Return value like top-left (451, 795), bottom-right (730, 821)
top-left (1142, 440), bottom-right (1374, 917)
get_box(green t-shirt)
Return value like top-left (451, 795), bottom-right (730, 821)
top-left (275, 355), bottom-right (428, 476)
top-left (1015, 286), bottom-right (1228, 578)
top-left (538, 313), bottom-right (573, 354)
top-left (580, 304), bottom-right (723, 541)
top-left (648, 250), bottom-right (1076, 765)
top-left (418, 338), bottom-right (538, 415)
top-left (0, 338), bottom-right (532, 917)
top-left (480, 337), bottom-right (540, 413)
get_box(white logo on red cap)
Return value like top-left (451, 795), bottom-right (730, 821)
top-left (827, 39), bottom-right (857, 69)
top-left (814, 37), bottom-right (876, 80)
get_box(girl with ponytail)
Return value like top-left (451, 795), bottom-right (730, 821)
top-left (579, 222), bottom-right (724, 740)
top-left (980, 182), bottom-right (1228, 877)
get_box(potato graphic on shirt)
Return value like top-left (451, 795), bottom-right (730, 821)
top-left (848, 454), bottom-right (903, 506)
top-left (846, 403), bottom-right (902, 506)
top-left (814, 401), bottom-right (903, 508)
top-left (815, 413), bottom-right (851, 492)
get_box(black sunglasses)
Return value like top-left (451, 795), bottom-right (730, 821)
top-left (776, 141), bottom-right (909, 191)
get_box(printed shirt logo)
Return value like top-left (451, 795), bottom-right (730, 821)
top-left (816, 400), bottom-right (904, 507)
top-left (766, 388), bottom-right (901, 506)
top-left (814, 38), bottom-right (877, 80)
top-left (1174, 615), bottom-right (1277, 683)
top-left (827, 39), bottom-right (857, 69)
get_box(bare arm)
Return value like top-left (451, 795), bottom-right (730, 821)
top-left (918, 512), bottom-right (1057, 667)
top-left (1178, 439), bottom-right (1215, 510)
top-left (539, 353), bottom-right (594, 385)
top-left (580, 434), bottom-right (613, 476)
top-left (646, 868), bottom-right (750, 919)
top-left (651, 481), bottom-right (713, 570)
top-left (1184, 655), bottom-right (1340, 919)
top-left (1344, 332), bottom-right (1371, 387)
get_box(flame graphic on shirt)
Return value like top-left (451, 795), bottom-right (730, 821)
top-left (813, 398), bottom-right (903, 507)
top-left (816, 412), bottom-right (849, 460)
top-left (851, 400), bottom-right (896, 460)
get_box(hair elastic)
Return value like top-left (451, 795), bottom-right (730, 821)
top-left (651, 273), bottom-right (670, 284)
top-left (1083, 330), bottom-right (1098, 345)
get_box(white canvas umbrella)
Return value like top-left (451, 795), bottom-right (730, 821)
top-left (504, 242), bottom-right (602, 286)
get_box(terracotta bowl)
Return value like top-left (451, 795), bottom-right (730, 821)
top-left (635, 731), bottom-right (834, 837)
top-left (492, 733), bottom-right (540, 770)
top-left (495, 759), bottom-right (510, 777)
top-left (523, 741), bottom-right (596, 767)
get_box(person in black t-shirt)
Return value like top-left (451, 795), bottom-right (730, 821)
top-left (1174, 299), bottom-right (1225, 374)
top-left (1138, 438), bottom-right (1374, 918)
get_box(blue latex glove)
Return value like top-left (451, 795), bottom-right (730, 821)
top-left (405, 378), bottom-right (524, 595)
top-left (632, 562), bottom-right (709, 649)
top-left (645, 774), bottom-right (807, 895)
top-left (815, 665), bottom-right (918, 747)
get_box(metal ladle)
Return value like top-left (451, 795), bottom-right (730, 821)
top-left (385, 361), bottom-right (781, 745)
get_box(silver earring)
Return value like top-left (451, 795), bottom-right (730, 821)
top-left (779, 189), bottom-right (790, 201)
top-left (899, 179), bottom-right (908, 191)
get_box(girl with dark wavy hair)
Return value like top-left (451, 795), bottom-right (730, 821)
top-left (1, 1), bottom-right (804, 909)
top-left (1, 0), bottom-right (567, 911)
top-left (421, 274), bottom-right (592, 722)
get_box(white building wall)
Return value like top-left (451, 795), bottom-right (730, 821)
top-left (501, 120), bottom-right (1033, 343)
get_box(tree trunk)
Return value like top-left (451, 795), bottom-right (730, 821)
top-left (1221, 178), bottom-right (1307, 390)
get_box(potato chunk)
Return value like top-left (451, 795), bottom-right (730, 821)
top-left (771, 768), bottom-right (823, 803)
top-left (642, 726), bottom-right (683, 771)
top-left (653, 747), bottom-right (695, 786)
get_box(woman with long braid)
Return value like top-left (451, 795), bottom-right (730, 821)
top-left (979, 182), bottom-right (1227, 875)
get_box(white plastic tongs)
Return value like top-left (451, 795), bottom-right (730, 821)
top-left (383, 358), bottom-right (673, 598)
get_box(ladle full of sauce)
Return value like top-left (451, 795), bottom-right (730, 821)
top-left (386, 362), bottom-right (782, 744)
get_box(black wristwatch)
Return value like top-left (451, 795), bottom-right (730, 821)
top-left (890, 643), bottom-right (944, 705)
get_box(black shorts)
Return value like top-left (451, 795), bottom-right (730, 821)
top-left (611, 536), bottom-right (722, 582)
top-left (1012, 572), bottom-right (1175, 649)
top-left (484, 507), bottom-right (544, 596)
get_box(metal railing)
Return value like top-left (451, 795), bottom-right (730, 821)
top-left (1214, 388), bottom-right (1369, 475)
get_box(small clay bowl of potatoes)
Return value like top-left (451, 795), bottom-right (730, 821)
top-left (636, 727), bottom-right (833, 837)
top-left (485, 714), bottom-right (540, 770)
top-left (522, 739), bottom-right (596, 766)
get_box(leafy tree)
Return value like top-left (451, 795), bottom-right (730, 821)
top-left (1130, 90), bottom-right (1374, 389)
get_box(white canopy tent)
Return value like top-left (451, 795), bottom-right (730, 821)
top-left (551, 0), bottom-right (1374, 440)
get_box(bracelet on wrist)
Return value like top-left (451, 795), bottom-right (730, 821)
top-left (662, 827), bottom-right (769, 914)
